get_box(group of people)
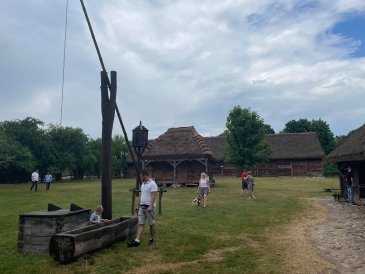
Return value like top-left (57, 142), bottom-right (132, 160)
top-left (240, 169), bottom-right (256, 200)
top-left (30, 169), bottom-right (53, 192)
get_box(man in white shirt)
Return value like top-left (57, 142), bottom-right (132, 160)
top-left (128, 169), bottom-right (158, 247)
top-left (30, 169), bottom-right (39, 192)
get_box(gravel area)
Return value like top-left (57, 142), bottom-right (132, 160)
top-left (308, 199), bottom-right (365, 274)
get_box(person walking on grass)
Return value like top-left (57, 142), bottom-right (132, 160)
top-left (240, 169), bottom-right (248, 196)
top-left (45, 172), bottom-right (52, 191)
top-left (247, 171), bottom-right (256, 200)
top-left (128, 169), bottom-right (158, 247)
top-left (30, 169), bottom-right (39, 192)
top-left (198, 172), bottom-right (210, 208)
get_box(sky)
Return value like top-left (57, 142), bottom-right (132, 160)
top-left (1, 0), bottom-right (365, 140)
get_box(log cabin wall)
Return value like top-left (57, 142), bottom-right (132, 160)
top-left (253, 159), bottom-right (323, 177)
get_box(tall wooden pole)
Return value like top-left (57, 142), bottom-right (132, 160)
top-left (101, 71), bottom-right (117, 219)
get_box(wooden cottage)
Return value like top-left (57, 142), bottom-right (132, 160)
top-left (325, 123), bottom-right (365, 205)
top-left (140, 127), bottom-right (216, 186)
top-left (253, 133), bottom-right (324, 177)
top-left (202, 133), bottom-right (324, 177)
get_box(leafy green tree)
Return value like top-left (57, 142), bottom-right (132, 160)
top-left (311, 119), bottom-right (336, 155)
top-left (0, 117), bottom-right (55, 178)
top-left (264, 124), bottom-right (275, 134)
top-left (225, 106), bottom-right (272, 169)
top-left (112, 135), bottom-right (128, 178)
top-left (47, 125), bottom-right (89, 179)
top-left (282, 119), bottom-right (312, 133)
top-left (0, 129), bottom-right (36, 183)
top-left (86, 138), bottom-right (102, 178)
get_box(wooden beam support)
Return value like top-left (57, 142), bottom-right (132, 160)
top-left (101, 71), bottom-right (117, 220)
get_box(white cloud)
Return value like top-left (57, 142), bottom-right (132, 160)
top-left (1, 0), bottom-right (365, 139)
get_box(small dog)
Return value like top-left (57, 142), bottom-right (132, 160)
top-left (192, 195), bottom-right (202, 205)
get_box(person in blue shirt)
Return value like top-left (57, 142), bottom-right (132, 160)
top-left (90, 205), bottom-right (108, 224)
top-left (45, 172), bottom-right (52, 191)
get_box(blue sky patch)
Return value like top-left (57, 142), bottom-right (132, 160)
top-left (332, 13), bottom-right (365, 58)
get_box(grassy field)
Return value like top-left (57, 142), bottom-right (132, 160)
top-left (0, 176), bottom-right (337, 274)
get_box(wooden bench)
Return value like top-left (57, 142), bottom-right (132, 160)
top-left (323, 187), bottom-right (340, 192)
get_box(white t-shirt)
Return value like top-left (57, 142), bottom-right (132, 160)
top-left (140, 179), bottom-right (158, 206)
top-left (31, 171), bottom-right (39, 182)
top-left (199, 178), bottom-right (209, 188)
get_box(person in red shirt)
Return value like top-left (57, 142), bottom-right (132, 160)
top-left (240, 169), bottom-right (248, 196)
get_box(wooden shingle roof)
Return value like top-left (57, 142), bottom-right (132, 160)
top-left (325, 123), bottom-right (365, 163)
top-left (142, 126), bottom-right (214, 160)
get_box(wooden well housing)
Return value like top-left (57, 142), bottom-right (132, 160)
top-left (18, 204), bottom-right (90, 253)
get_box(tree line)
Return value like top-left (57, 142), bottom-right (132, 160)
top-left (0, 110), bottom-right (350, 182)
top-left (0, 117), bottom-right (128, 183)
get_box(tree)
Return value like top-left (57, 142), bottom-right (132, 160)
top-left (111, 135), bottom-right (128, 179)
top-left (225, 106), bottom-right (272, 169)
top-left (0, 117), bottom-right (56, 178)
top-left (282, 119), bottom-right (312, 133)
top-left (86, 138), bottom-right (102, 178)
top-left (0, 129), bottom-right (36, 183)
top-left (264, 124), bottom-right (275, 134)
top-left (47, 125), bottom-right (89, 179)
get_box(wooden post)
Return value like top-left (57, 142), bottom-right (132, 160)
top-left (131, 188), bottom-right (136, 215)
top-left (101, 71), bottom-right (117, 220)
top-left (158, 187), bottom-right (166, 215)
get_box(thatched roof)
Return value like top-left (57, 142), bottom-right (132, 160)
top-left (203, 132), bottom-right (324, 161)
top-left (325, 123), bottom-right (365, 163)
top-left (140, 127), bottom-right (324, 161)
top-left (265, 132), bottom-right (324, 160)
top-left (204, 136), bottom-right (227, 160)
top-left (142, 126), bottom-right (214, 160)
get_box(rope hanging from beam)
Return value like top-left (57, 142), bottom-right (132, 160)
top-left (60, 0), bottom-right (69, 125)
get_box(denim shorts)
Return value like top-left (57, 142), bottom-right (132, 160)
top-left (199, 187), bottom-right (209, 196)
top-left (138, 205), bottom-right (155, 225)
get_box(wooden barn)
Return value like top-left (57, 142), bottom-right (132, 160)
top-left (325, 123), bottom-right (365, 205)
top-left (141, 127), bottom-right (217, 186)
top-left (127, 127), bottom-right (325, 182)
top-left (253, 133), bottom-right (324, 177)
top-left (201, 133), bottom-right (324, 177)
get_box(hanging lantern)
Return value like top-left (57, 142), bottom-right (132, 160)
top-left (132, 121), bottom-right (148, 157)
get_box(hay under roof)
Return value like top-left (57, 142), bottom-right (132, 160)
top-left (142, 126), bottom-right (214, 160)
top-left (325, 123), bottom-right (365, 163)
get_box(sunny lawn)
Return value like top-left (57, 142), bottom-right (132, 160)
top-left (0, 176), bottom-right (336, 273)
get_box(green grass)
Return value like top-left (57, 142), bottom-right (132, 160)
top-left (0, 177), bottom-right (337, 273)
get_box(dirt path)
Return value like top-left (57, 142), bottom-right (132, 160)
top-left (277, 198), bottom-right (365, 274)
top-left (308, 199), bottom-right (365, 273)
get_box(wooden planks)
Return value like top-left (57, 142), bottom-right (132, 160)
top-left (18, 205), bottom-right (90, 254)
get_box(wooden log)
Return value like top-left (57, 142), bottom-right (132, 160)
top-left (49, 216), bottom-right (138, 263)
